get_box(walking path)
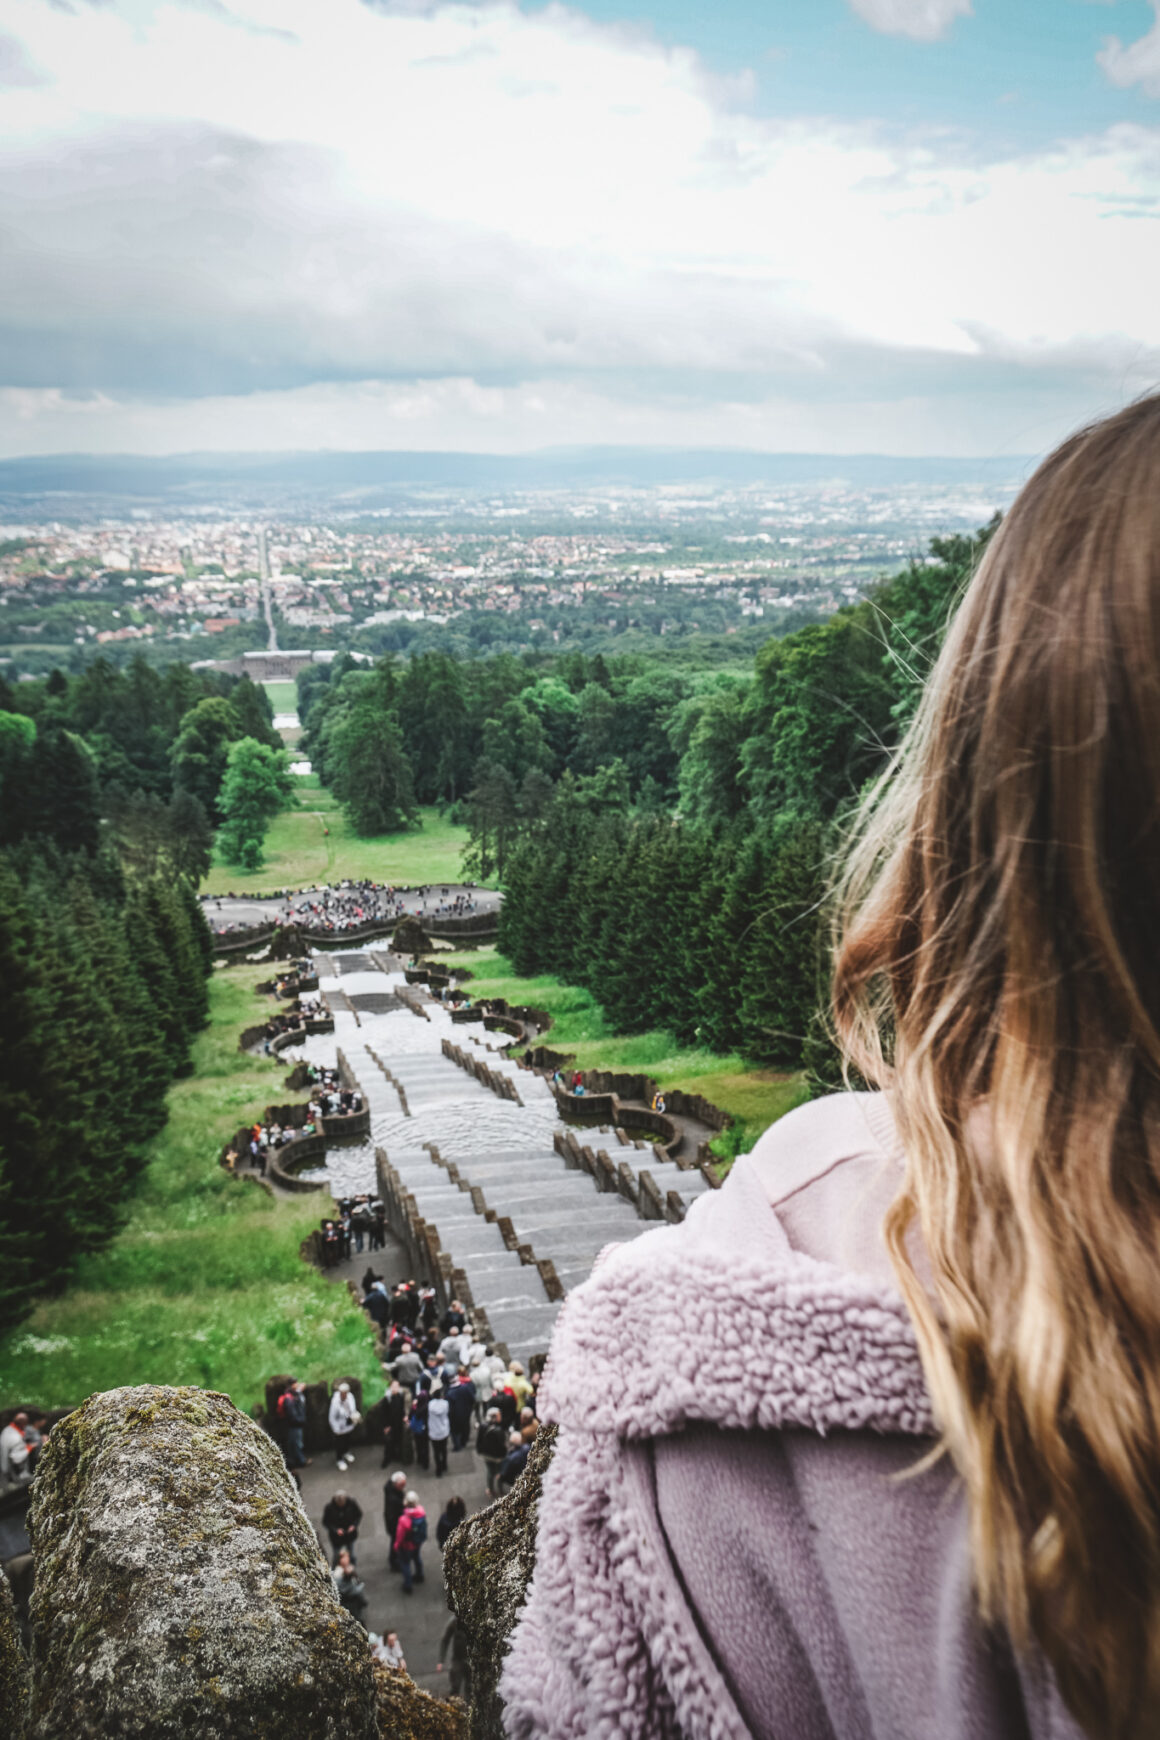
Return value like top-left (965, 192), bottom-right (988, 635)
top-left (296, 1225), bottom-right (490, 1696)
top-left (286, 948), bottom-right (710, 1359)
top-left (264, 945), bottom-right (717, 1687)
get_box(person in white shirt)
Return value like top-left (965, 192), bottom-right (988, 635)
top-left (328, 1382), bottom-right (360, 1471)
top-left (0, 1413), bottom-right (33, 1483)
top-left (376, 1630), bottom-right (406, 1672)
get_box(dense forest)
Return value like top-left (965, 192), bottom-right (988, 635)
top-left (0, 659), bottom-right (282, 1330)
top-left (0, 522), bottom-right (989, 1328)
top-left (302, 524), bottom-right (995, 1078)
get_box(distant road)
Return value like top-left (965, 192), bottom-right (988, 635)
top-left (258, 527), bottom-right (277, 651)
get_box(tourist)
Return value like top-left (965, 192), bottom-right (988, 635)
top-left (518, 1406), bottom-right (538, 1446)
top-left (278, 1380), bottom-right (309, 1470)
top-left (447, 1368), bottom-right (477, 1451)
top-left (501, 397), bottom-right (1160, 1739)
top-left (436, 1495), bottom-right (467, 1550)
top-left (0, 1412), bottom-right (38, 1484)
top-left (332, 1549), bottom-right (367, 1625)
top-left (436, 1616), bottom-right (471, 1702)
top-left (475, 1409), bottom-right (507, 1497)
top-left (321, 1490), bottom-right (362, 1564)
top-left (328, 1381), bottom-right (360, 1471)
top-left (381, 1379), bottom-right (407, 1467)
top-left (408, 1385), bottom-right (430, 1470)
top-left (383, 1470), bottom-right (408, 1572)
top-left (395, 1491), bottom-right (427, 1594)
top-left (377, 1630), bottom-right (407, 1673)
top-left (497, 1430), bottom-right (529, 1492)
top-left (438, 1324), bottom-right (471, 1369)
top-left (390, 1344), bottom-right (423, 1390)
top-left (427, 1384), bottom-right (451, 1478)
top-left (507, 1361), bottom-right (533, 1410)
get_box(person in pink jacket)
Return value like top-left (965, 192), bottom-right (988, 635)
top-left (503, 396), bottom-right (1160, 1740)
top-left (395, 1493), bottom-right (427, 1595)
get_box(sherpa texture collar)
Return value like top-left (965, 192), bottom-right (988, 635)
top-left (539, 1152), bottom-right (935, 1443)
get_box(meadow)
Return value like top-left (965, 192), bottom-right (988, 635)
top-left (0, 965), bottom-right (381, 1415)
top-left (200, 791), bottom-right (473, 895)
top-left (263, 679), bottom-right (299, 714)
top-left (441, 945), bottom-right (810, 1164)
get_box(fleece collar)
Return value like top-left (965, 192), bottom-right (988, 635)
top-left (539, 1154), bottom-right (934, 1443)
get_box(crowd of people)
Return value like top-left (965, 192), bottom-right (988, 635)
top-left (225, 1068), bottom-right (366, 1180)
top-left (307, 1067), bottom-right (364, 1123)
top-left (259, 1002), bottom-right (324, 1050)
top-left (271, 1309), bottom-right (529, 1701)
top-left (272, 961), bottom-right (318, 999)
top-left (208, 879), bottom-right (487, 938)
top-left (369, 1286), bottom-right (541, 1494)
top-left (320, 1195), bottom-right (388, 1267)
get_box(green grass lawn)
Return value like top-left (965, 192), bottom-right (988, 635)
top-left (201, 789), bottom-right (474, 894)
top-left (0, 965), bottom-right (381, 1415)
top-left (262, 679), bottom-right (299, 713)
top-left (441, 946), bottom-right (809, 1165)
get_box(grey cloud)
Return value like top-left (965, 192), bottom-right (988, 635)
top-left (0, 119), bottom-right (1150, 419)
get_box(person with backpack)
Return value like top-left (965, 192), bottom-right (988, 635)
top-left (278, 1380), bottom-right (309, 1470)
top-left (395, 1492), bottom-right (427, 1594)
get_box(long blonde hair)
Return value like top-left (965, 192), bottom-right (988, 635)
top-left (833, 395), bottom-right (1160, 1738)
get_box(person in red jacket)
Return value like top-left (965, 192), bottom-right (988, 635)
top-left (394, 1492), bottom-right (427, 1594)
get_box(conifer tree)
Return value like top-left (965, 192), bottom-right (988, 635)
top-left (738, 821), bottom-right (827, 1065)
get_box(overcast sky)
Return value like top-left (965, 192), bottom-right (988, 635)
top-left (0, 0), bottom-right (1157, 457)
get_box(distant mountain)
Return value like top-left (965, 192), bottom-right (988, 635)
top-left (0, 446), bottom-right (1034, 503)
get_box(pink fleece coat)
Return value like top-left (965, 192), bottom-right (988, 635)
top-left (500, 1093), bottom-right (1083, 1740)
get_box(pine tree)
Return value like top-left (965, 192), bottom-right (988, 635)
top-left (738, 821), bottom-right (827, 1065)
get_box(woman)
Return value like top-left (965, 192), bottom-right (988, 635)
top-left (502, 398), bottom-right (1160, 1740)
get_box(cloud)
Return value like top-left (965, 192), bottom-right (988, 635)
top-left (846, 0), bottom-right (972, 43)
top-left (1098, 2), bottom-right (1160, 97)
top-left (0, 32), bottom-right (48, 86)
top-left (0, 0), bottom-right (1155, 458)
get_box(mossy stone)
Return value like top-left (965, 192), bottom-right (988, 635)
top-left (28, 1385), bottom-right (378, 1738)
top-left (443, 1423), bottom-right (556, 1740)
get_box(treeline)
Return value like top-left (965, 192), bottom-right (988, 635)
top-left (297, 526), bottom-right (992, 1077)
top-left (497, 527), bottom-right (994, 1074)
top-left (0, 654), bottom-right (287, 872)
top-left (0, 655), bottom-right (249, 1331)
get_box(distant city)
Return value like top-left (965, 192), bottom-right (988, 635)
top-left (0, 450), bottom-right (1029, 676)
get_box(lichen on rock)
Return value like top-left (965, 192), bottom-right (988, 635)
top-left (0, 1565), bottom-right (28, 1734)
top-left (372, 1661), bottom-right (468, 1739)
top-left (443, 1423), bottom-right (556, 1740)
top-left (27, 1384), bottom-right (378, 1738)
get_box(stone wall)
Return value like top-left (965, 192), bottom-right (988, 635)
top-left (10, 1385), bottom-right (470, 1738)
top-left (440, 1040), bottom-right (523, 1106)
